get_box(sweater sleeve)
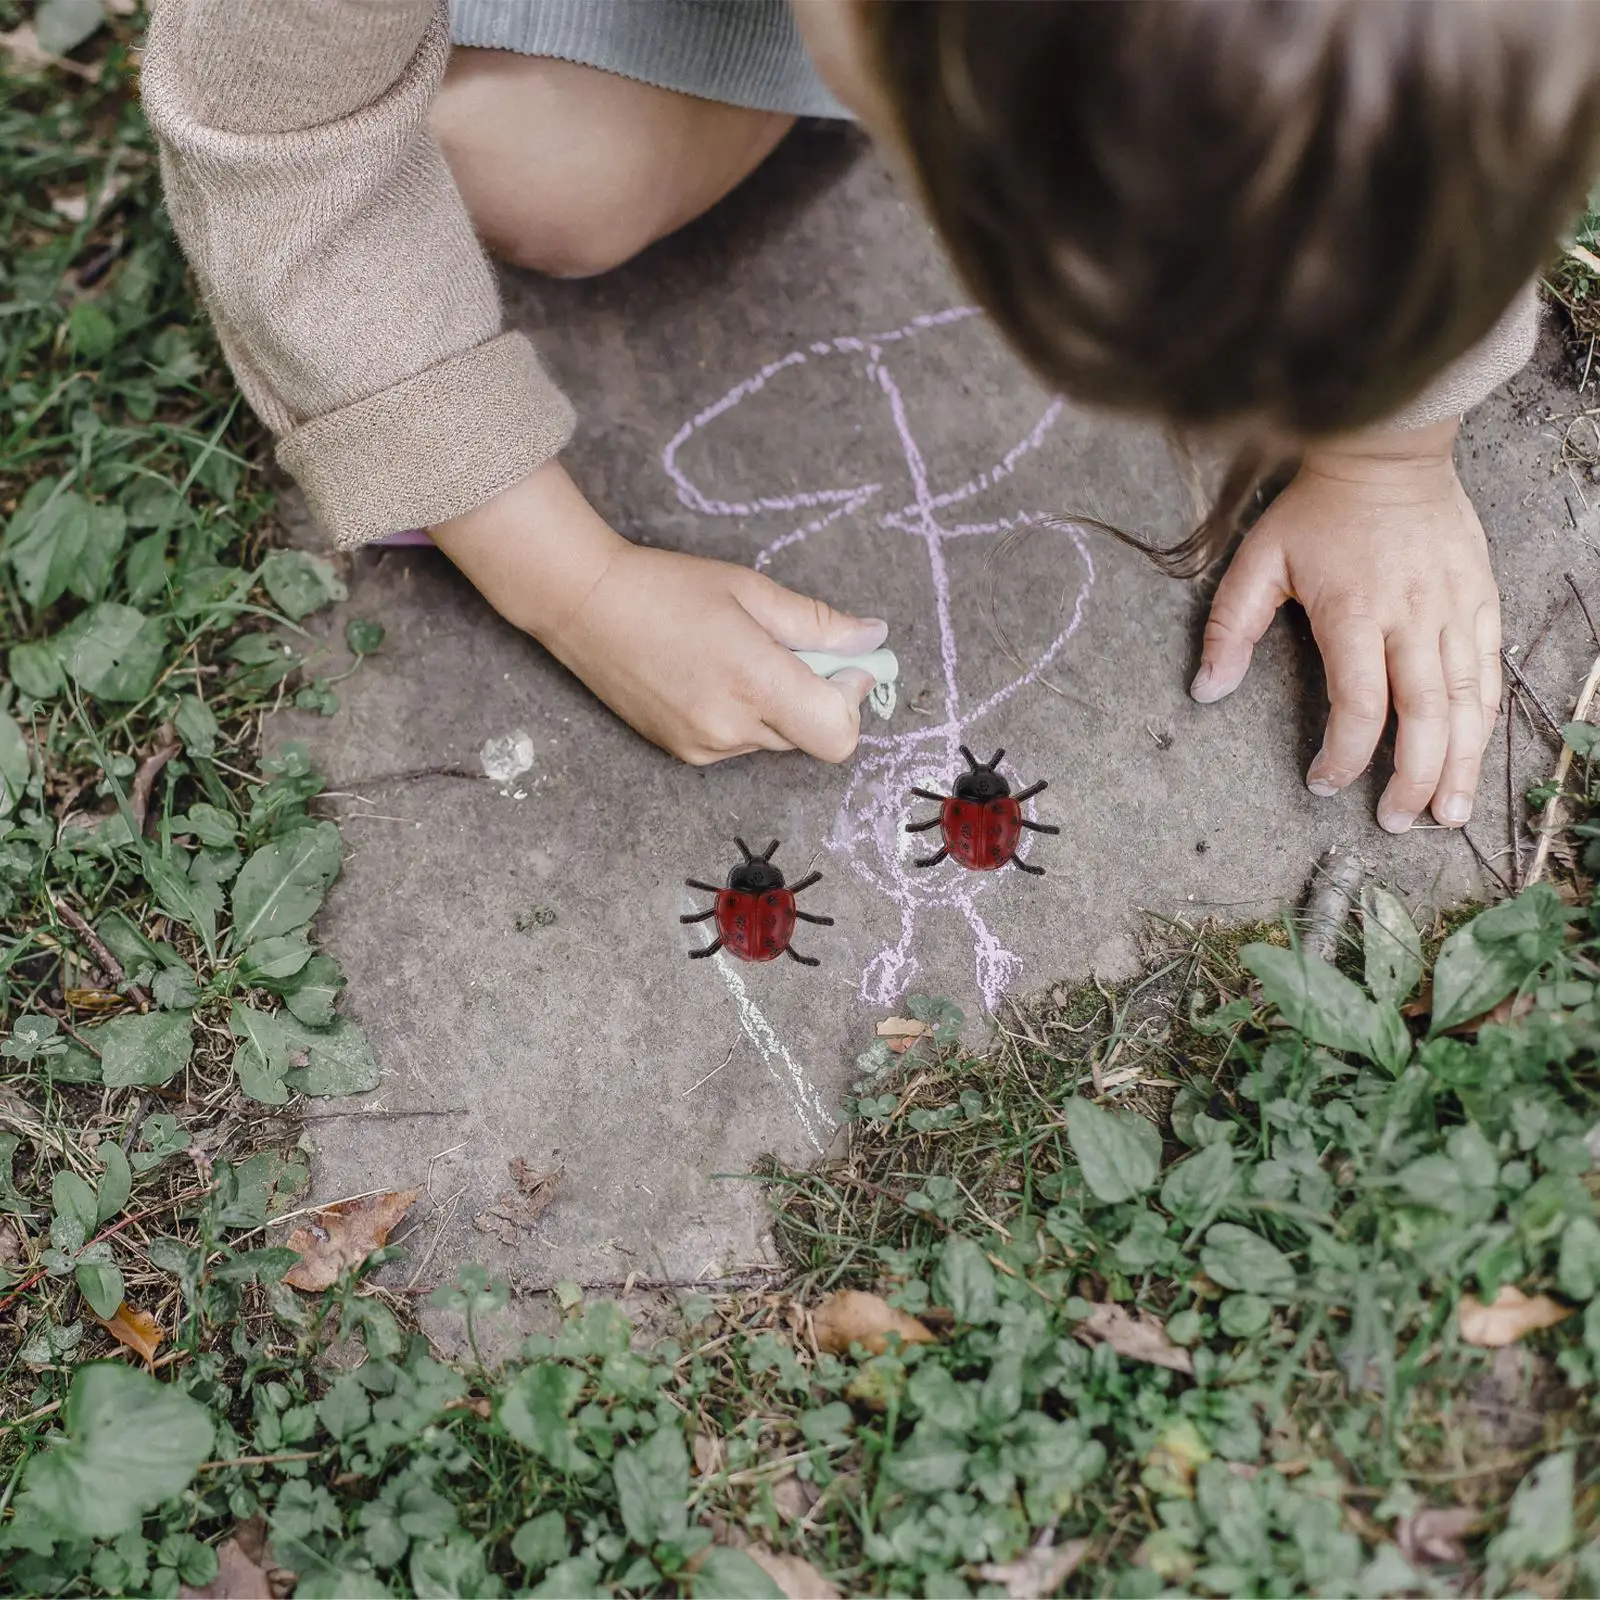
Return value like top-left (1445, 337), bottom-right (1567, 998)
top-left (1379, 282), bottom-right (1542, 433)
top-left (140, 0), bottom-right (575, 548)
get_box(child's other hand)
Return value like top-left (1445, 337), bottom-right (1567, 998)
top-left (432, 462), bottom-right (885, 765)
top-left (1191, 419), bottom-right (1500, 832)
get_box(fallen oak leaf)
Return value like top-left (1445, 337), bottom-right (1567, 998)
top-left (180, 1535), bottom-right (274, 1599)
top-left (1397, 1505), bottom-right (1479, 1566)
top-left (744, 1544), bottom-right (841, 1599)
top-left (975, 1533), bottom-right (1089, 1599)
top-left (1458, 1285), bottom-right (1572, 1347)
top-left (876, 1016), bottom-right (932, 1054)
top-left (95, 1300), bottom-right (163, 1366)
top-left (473, 1159), bottom-right (562, 1244)
top-left (810, 1288), bottom-right (936, 1356)
top-left (283, 1187), bottom-right (421, 1291)
top-left (1075, 1301), bottom-right (1194, 1374)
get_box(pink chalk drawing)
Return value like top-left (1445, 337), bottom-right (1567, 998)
top-left (662, 307), bottom-right (1096, 1013)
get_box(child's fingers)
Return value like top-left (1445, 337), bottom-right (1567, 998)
top-left (1192, 529), bottom-right (1291, 704)
top-left (761, 659), bottom-right (871, 764)
top-left (734, 569), bottom-right (888, 656)
top-left (1476, 596), bottom-right (1502, 751)
top-left (1376, 635), bottom-right (1452, 833)
top-left (1428, 626), bottom-right (1489, 826)
top-left (1305, 611), bottom-right (1388, 797)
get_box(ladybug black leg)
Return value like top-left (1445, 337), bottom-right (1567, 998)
top-left (685, 878), bottom-right (721, 894)
top-left (679, 907), bottom-right (716, 924)
top-left (1011, 856), bottom-right (1046, 876)
top-left (1020, 819), bottom-right (1061, 835)
top-left (689, 937), bottom-right (724, 959)
top-left (905, 814), bottom-right (943, 833)
top-left (784, 944), bottom-right (820, 966)
top-left (914, 845), bottom-right (949, 869)
top-left (910, 787), bottom-right (949, 803)
top-left (795, 910), bottom-right (834, 926)
top-left (1012, 779), bottom-right (1048, 803)
top-left (788, 871), bottom-right (823, 894)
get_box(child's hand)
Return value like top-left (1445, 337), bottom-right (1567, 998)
top-left (1191, 419), bottom-right (1500, 832)
top-left (432, 461), bottom-right (885, 765)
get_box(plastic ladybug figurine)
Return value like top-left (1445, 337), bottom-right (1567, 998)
top-left (681, 838), bottom-right (834, 965)
top-left (906, 746), bottom-right (1059, 874)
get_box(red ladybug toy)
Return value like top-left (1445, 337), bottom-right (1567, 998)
top-left (682, 838), bottom-right (833, 965)
top-left (907, 746), bottom-right (1058, 874)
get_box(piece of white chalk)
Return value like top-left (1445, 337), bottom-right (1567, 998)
top-left (794, 647), bottom-right (900, 719)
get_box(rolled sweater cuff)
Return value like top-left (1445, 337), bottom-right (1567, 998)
top-left (276, 332), bottom-right (576, 548)
top-left (1380, 285), bottom-right (1542, 432)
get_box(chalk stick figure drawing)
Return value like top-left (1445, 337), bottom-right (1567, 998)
top-left (663, 306), bottom-right (1096, 1016)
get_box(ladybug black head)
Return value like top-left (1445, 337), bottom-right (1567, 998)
top-left (952, 745), bottom-right (1012, 803)
top-left (727, 837), bottom-right (786, 893)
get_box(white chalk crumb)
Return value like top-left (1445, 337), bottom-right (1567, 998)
top-left (480, 730), bottom-right (536, 787)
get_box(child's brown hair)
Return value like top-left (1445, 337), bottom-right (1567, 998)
top-left (860, 0), bottom-right (1600, 571)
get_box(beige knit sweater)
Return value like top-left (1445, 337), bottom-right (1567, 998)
top-left (139, 0), bottom-right (1540, 549)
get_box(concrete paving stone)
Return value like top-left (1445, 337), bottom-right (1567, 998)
top-left (269, 127), bottom-right (1600, 1334)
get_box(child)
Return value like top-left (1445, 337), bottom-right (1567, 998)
top-left (142, 0), bottom-right (1600, 834)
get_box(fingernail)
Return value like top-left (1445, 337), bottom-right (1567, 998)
top-left (1189, 665), bottom-right (1220, 703)
top-left (1307, 777), bottom-right (1338, 799)
top-left (1435, 794), bottom-right (1471, 825)
top-left (844, 617), bottom-right (889, 651)
top-left (1377, 807), bottom-right (1415, 835)
top-left (830, 668), bottom-right (876, 704)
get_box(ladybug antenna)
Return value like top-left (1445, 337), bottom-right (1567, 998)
top-left (985, 748), bottom-right (1004, 771)
top-left (733, 837), bottom-right (755, 862)
top-left (958, 744), bottom-right (980, 771)
top-left (761, 839), bottom-right (780, 861)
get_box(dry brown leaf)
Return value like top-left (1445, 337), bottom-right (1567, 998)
top-left (283, 1187), bottom-right (421, 1291)
top-left (129, 723), bottom-right (180, 837)
top-left (0, 23), bottom-right (97, 78)
top-left (743, 1545), bottom-right (841, 1600)
top-left (692, 1430), bottom-right (722, 1477)
top-left (65, 988), bottom-right (124, 1010)
top-left (0, 1219), bottom-right (22, 1269)
top-left (95, 1301), bottom-right (163, 1366)
top-left (473, 1160), bottom-right (562, 1244)
top-left (976, 1535), bottom-right (1089, 1599)
top-left (180, 1534), bottom-right (274, 1599)
top-left (876, 1016), bottom-right (932, 1054)
top-left (771, 1472), bottom-right (817, 1524)
top-left (811, 1289), bottom-right (936, 1355)
top-left (1396, 1505), bottom-right (1479, 1566)
top-left (1458, 1286), bottom-right (1573, 1348)
top-left (1075, 1301), bottom-right (1194, 1374)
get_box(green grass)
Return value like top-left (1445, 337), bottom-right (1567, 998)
top-left (7, 11), bottom-right (1600, 1599)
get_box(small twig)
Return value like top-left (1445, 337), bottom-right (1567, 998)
top-left (1505, 704), bottom-right (1522, 891)
top-left (325, 764), bottom-right (481, 791)
top-left (50, 895), bottom-right (151, 1009)
top-left (1501, 648), bottom-right (1565, 737)
top-left (1527, 648), bottom-right (1600, 886)
top-left (1459, 827), bottom-right (1512, 895)
top-left (395, 1268), bottom-right (786, 1297)
top-left (1301, 846), bottom-right (1363, 963)
top-left (1567, 571), bottom-right (1600, 650)
top-left (681, 1039), bottom-right (740, 1098)
top-left (199, 1450), bottom-right (320, 1472)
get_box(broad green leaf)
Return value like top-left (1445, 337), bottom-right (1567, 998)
top-left (56, 604), bottom-right (168, 702)
top-left (499, 1364), bottom-right (591, 1476)
top-left (95, 1011), bottom-right (193, 1089)
top-left (94, 1143), bottom-right (131, 1224)
top-left (183, 803), bottom-right (236, 847)
top-left (883, 1421), bottom-right (970, 1493)
top-left (1159, 1141), bottom-right (1237, 1225)
top-left (231, 1002), bottom-right (290, 1105)
top-left (151, 966), bottom-right (200, 1011)
top-left (612, 1424), bottom-right (689, 1547)
top-left (75, 1259), bottom-right (124, 1320)
top-left (140, 846), bottom-right (221, 955)
top-left (280, 954), bottom-right (344, 1026)
top-left (0, 711), bottom-right (29, 815)
top-left (240, 933), bottom-right (312, 982)
top-left (1563, 720), bottom-right (1600, 758)
top-left (1431, 886), bottom-right (1570, 1034)
top-left (173, 695), bottom-right (219, 758)
top-left (690, 1547), bottom-right (785, 1599)
top-left (933, 1233), bottom-right (1000, 1324)
top-left (280, 1014), bottom-right (378, 1097)
top-left (12, 1363), bottom-right (214, 1542)
top-left (1218, 1294), bottom-right (1272, 1338)
top-left (346, 618), bottom-right (385, 655)
top-left (260, 550), bottom-right (347, 621)
top-left (1201, 1223), bottom-right (1296, 1296)
top-left (1066, 1097), bottom-right (1162, 1203)
top-left (7, 489), bottom-right (89, 611)
top-left (1489, 1451), bottom-right (1574, 1572)
top-left (230, 821), bottom-right (342, 945)
top-left (125, 530), bottom-right (169, 606)
top-left (72, 505), bottom-right (127, 603)
top-left (53, 1169), bottom-right (97, 1236)
top-left (35, 0), bottom-right (106, 57)
top-left (1559, 1216), bottom-right (1600, 1301)
top-left (1241, 942), bottom-right (1378, 1057)
top-left (67, 300), bottom-right (116, 360)
top-left (1362, 886), bottom-right (1422, 1004)
top-left (10, 640), bottom-right (66, 700)
top-left (510, 1510), bottom-right (568, 1573)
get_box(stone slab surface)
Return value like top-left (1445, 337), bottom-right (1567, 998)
top-left (271, 128), bottom-right (1600, 1309)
